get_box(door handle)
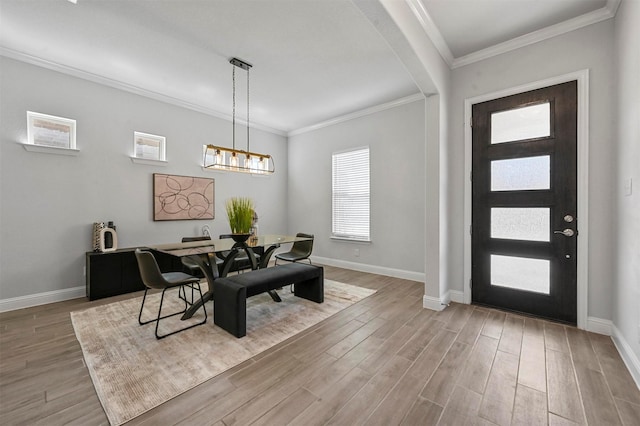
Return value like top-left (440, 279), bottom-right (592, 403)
top-left (554, 228), bottom-right (576, 237)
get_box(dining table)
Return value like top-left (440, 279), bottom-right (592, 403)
top-left (148, 234), bottom-right (313, 320)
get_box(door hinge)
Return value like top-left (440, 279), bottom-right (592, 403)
top-left (470, 224), bottom-right (472, 236)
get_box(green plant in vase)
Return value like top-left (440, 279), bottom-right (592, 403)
top-left (225, 197), bottom-right (254, 242)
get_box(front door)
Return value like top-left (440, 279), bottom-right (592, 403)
top-left (471, 81), bottom-right (578, 324)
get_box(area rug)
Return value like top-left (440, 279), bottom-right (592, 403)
top-left (71, 280), bottom-right (375, 426)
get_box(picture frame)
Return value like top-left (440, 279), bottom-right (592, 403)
top-left (153, 174), bottom-right (214, 221)
top-left (27, 111), bottom-right (76, 150)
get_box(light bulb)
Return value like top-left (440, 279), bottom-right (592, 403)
top-left (215, 149), bottom-right (223, 167)
top-left (230, 152), bottom-right (238, 168)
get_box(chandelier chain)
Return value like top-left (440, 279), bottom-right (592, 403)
top-left (232, 64), bottom-right (236, 150)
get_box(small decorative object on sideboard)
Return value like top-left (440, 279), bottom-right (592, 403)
top-left (92, 222), bottom-right (105, 252)
top-left (92, 221), bottom-right (118, 252)
top-left (225, 197), bottom-right (254, 243)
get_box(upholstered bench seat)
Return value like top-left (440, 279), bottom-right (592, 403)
top-left (213, 263), bottom-right (324, 337)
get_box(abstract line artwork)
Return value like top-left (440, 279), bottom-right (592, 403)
top-left (153, 174), bottom-right (214, 221)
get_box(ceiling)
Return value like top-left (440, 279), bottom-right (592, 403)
top-left (0, 0), bottom-right (617, 134)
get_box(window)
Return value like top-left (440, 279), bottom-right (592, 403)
top-left (332, 147), bottom-right (370, 241)
top-left (134, 131), bottom-right (166, 161)
top-left (27, 111), bottom-right (76, 149)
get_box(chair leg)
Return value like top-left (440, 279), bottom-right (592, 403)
top-left (153, 284), bottom-right (208, 339)
top-left (178, 283), bottom-right (196, 305)
top-left (138, 288), bottom-right (152, 325)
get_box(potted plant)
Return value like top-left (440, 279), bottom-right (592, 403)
top-left (225, 197), bottom-right (254, 242)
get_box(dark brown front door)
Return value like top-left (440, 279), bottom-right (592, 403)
top-left (471, 81), bottom-right (578, 324)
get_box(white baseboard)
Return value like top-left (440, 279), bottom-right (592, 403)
top-left (423, 294), bottom-right (446, 311)
top-left (311, 256), bottom-right (425, 282)
top-left (0, 286), bottom-right (85, 313)
top-left (450, 290), bottom-right (465, 304)
top-left (586, 316), bottom-right (613, 335)
top-left (612, 325), bottom-right (640, 389)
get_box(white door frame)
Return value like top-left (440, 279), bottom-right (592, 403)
top-left (463, 69), bottom-right (590, 330)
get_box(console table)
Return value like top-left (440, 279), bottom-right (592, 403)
top-left (85, 248), bottom-right (184, 300)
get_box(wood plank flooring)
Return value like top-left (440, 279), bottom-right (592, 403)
top-left (1, 265), bottom-right (639, 425)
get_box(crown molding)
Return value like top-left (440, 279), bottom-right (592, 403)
top-left (405, 0), bottom-right (621, 70)
top-left (0, 47), bottom-right (287, 137)
top-left (452, 0), bottom-right (620, 68)
top-left (405, 0), bottom-right (454, 67)
top-left (287, 93), bottom-right (425, 137)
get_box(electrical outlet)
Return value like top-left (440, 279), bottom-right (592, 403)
top-left (354, 248), bottom-right (360, 257)
top-left (83, 266), bottom-right (86, 277)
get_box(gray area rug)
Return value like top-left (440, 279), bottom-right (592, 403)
top-left (71, 280), bottom-right (375, 425)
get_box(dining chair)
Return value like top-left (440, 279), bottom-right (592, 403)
top-left (274, 233), bottom-right (314, 265)
top-left (135, 249), bottom-right (207, 339)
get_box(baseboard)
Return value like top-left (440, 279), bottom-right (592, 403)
top-left (0, 286), bottom-right (85, 313)
top-left (311, 256), bottom-right (425, 282)
top-left (612, 325), bottom-right (640, 389)
top-left (450, 290), bottom-right (465, 304)
top-left (423, 294), bottom-right (446, 312)
top-left (586, 316), bottom-right (612, 335)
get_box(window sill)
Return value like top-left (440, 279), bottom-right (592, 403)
top-left (22, 143), bottom-right (79, 156)
top-left (131, 157), bottom-right (168, 166)
top-left (330, 236), bottom-right (371, 244)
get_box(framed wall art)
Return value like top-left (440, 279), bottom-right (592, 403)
top-left (153, 174), bottom-right (214, 221)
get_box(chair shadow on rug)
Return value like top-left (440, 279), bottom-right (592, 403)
top-left (135, 249), bottom-right (207, 339)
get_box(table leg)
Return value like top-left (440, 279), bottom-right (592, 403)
top-left (181, 252), bottom-right (218, 320)
top-left (181, 243), bottom-right (279, 319)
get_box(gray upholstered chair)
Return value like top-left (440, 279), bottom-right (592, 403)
top-left (135, 249), bottom-right (207, 339)
top-left (275, 233), bottom-right (314, 265)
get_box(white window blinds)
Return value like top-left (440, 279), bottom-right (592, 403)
top-left (332, 147), bottom-right (370, 241)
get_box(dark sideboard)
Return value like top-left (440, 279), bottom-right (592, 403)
top-left (85, 248), bottom-right (184, 301)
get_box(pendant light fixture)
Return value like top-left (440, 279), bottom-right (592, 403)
top-left (204, 58), bottom-right (275, 174)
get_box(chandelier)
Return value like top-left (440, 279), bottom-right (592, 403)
top-left (204, 58), bottom-right (275, 174)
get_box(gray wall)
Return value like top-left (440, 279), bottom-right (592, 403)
top-left (0, 57), bottom-right (288, 299)
top-left (288, 99), bottom-right (426, 277)
top-left (448, 20), bottom-right (617, 320)
top-left (613, 0), bottom-right (640, 377)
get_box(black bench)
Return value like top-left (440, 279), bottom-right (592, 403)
top-left (213, 263), bottom-right (324, 337)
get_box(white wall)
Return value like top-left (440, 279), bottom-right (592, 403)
top-left (612, 0), bottom-right (640, 383)
top-left (449, 20), bottom-right (617, 320)
top-left (370, 0), bottom-right (452, 305)
top-left (0, 57), bottom-right (288, 300)
top-left (287, 99), bottom-right (426, 277)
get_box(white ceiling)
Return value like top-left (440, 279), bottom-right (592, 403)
top-left (0, 0), bottom-right (618, 134)
top-left (421, 0), bottom-right (608, 58)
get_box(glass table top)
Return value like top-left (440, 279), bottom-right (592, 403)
top-left (147, 234), bottom-right (310, 257)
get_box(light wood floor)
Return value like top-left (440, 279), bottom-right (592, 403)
top-left (1, 265), bottom-right (639, 425)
